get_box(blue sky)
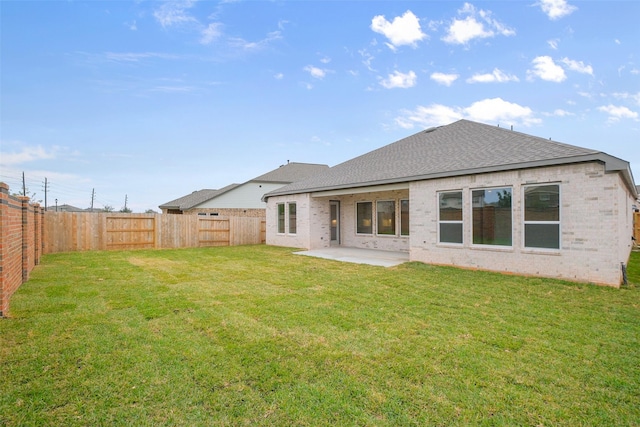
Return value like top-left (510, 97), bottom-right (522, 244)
top-left (1, 0), bottom-right (638, 212)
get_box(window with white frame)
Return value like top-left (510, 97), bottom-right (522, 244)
top-left (288, 202), bottom-right (297, 234)
top-left (524, 184), bottom-right (560, 249)
top-left (472, 187), bottom-right (512, 246)
top-left (277, 203), bottom-right (285, 234)
top-left (377, 200), bottom-right (396, 235)
top-left (400, 199), bottom-right (410, 236)
top-left (439, 191), bottom-right (463, 244)
top-left (356, 202), bottom-right (373, 234)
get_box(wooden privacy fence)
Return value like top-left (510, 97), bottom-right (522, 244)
top-left (44, 212), bottom-right (266, 254)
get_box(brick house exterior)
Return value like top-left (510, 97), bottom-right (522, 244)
top-left (264, 120), bottom-right (637, 287)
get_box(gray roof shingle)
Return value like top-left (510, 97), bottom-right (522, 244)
top-left (159, 184), bottom-right (240, 210)
top-left (265, 119), bottom-right (635, 198)
top-left (251, 162), bottom-right (330, 183)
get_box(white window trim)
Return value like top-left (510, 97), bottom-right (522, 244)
top-left (400, 199), bottom-right (410, 237)
top-left (376, 199), bottom-right (397, 237)
top-left (355, 201), bottom-right (373, 235)
top-left (287, 202), bottom-right (297, 235)
top-left (470, 186), bottom-right (514, 249)
top-left (276, 203), bottom-right (285, 235)
top-left (522, 183), bottom-right (561, 251)
top-left (437, 190), bottom-right (464, 246)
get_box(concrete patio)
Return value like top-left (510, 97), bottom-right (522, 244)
top-left (294, 247), bottom-right (410, 267)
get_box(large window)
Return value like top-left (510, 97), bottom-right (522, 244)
top-left (377, 201), bottom-right (396, 235)
top-left (356, 202), bottom-right (373, 234)
top-left (288, 203), bottom-right (297, 234)
top-left (472, 187), bottom-right (512, 246)
top-left (277, 203), bottom-right (285, 234)
top-left (400, 199), bottom-right (410, 236)
top-left (524, 184), bottom-right (560, 249)
top-left (439, 191), bottom-right (463, 244)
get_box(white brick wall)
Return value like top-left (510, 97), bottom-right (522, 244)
top-left (410, 162), bottom-right (634, 287)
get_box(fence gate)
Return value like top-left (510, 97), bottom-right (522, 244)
top-left (198, 218), bottom-right (230, 247)
top-left (106, 216), bottom-right (156, 250)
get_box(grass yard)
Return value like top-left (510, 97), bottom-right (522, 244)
top-left (1, 246), bottom-right (639, 426)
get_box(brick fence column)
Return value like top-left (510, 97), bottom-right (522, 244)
top-left (21, 196), bottom-right (30, 282)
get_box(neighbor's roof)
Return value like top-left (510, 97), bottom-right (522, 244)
top-left (159, 184), bottom-right (240, 210)
top-left (265, 119), bottom-right (636, 199)
top-left (159, 162), bottom-right (330, 211)
top-left (251, 162), bottom-right (330, 183)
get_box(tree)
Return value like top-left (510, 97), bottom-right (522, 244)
top-left (119, 206), bottom-right (133, 213)
top-left (145, 209), bottom-right (158, 214)
top-left (103, 205), bottom-right (114, 212)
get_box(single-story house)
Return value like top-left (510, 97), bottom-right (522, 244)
top-left (159, 162), bottom-right (329, 217)
top-left (263, 119), bottom-right (637, 287)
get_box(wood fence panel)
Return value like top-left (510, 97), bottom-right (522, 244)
top-left (43, 212), bottom-right (265, 253)
top-left (634, 211), bottom-right (640, 245)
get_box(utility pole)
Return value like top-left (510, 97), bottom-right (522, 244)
top-left (124, 194), bottom-right (128, 211)
top-left (44, 177), bottom-right (48, 211)
top-left (90, 188), bottom-right (95, 212)
top-left (22, 172), bottom-right (26, 197)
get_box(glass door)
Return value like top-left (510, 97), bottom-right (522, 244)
top-left (330, 201), bottom-right (340, 245)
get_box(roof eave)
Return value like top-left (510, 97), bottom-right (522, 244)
top-left (264, 153), bottom-right (636, 200)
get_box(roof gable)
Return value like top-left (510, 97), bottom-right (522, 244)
top-left (159, 184), bottom-right (240, 210)
top-left (250, 162), bottom-right (330, 183)
top-left (266, 119), bottom-right (634, 198)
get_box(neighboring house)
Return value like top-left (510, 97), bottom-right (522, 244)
top-left (159, 162), bottom-right (329, 217)
top-left (264, 119), bottom-right (637, 287)
top-left (53, 204), bottom-right (85, 212)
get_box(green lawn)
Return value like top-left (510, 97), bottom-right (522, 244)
top-left (1, 246), bottom-right (639, 426)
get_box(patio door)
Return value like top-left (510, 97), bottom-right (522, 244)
top-left (330, 201), bottom-right (340, 245)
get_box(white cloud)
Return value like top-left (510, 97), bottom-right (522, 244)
top-left (443, 3), bottom-right (515, 45)
top-left (543, 109), bottom-right (575, 117)
top-left (430, 72), bottom-right (459, 86)
top-left (527, 56), bottom-right (566, 82)
top-left (228, 30), bottom-right (282, 51)
top-left (371, 10), bottom-right (426, 50)
top-left (395, 104), bottom-right (462, 129)
top-left (467, 68), bottom-right (519, 83)
top-left (380, 70), bottom-right (417, 89)
top-left (547, 39), bottom-right (559, 50)
top-left (597, 104), bottom-right (639, 123)
top-left (101, 52), bottom-right (180, 63)
top-left (274, 73), bottom-right (284, 80)
top-left (304, 65), bottom-right (327, 80)
top-left (538, 0), bottom-right (577, 20)
top-left (200, 23), bottom-right (223, 45)
top-left (612, 91), bottom-right (640, 106)
top-left (464, 98), bottom-right (538, 125)
top-left (153, 0), bottom-right (198, 28)
top-left (0, 144), bottom-right (58, 166)
top-left (395, 97), bottom-right (539, 129)
top-left (560, 58), bottom-right (594, 75)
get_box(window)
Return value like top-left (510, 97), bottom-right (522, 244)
top-left (356, 202), bottom-right (373, 234)
top-left (277, 203), bottom-right (285, 234)
top-left (439, 191), bottom-right (463, 244)
top-left (377, 201), bottom-right (396, 235)
top-left (472, 187), bottom-right (512, 246)
top-left (400, 199), bottom-right (410, 236)
top-left (288, 203), bottom-right (297, 234)
top-left (524, 184), bottom-right (560, 249)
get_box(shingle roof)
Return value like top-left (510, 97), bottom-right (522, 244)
top-left (159, 184), bottom-right (240, 210)
top-left (251, 162), bottom-right (330, 183)
top-left (265, 119), bottom-right (635, 198)
top-left (159, 163), bottom-right (329, 210)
